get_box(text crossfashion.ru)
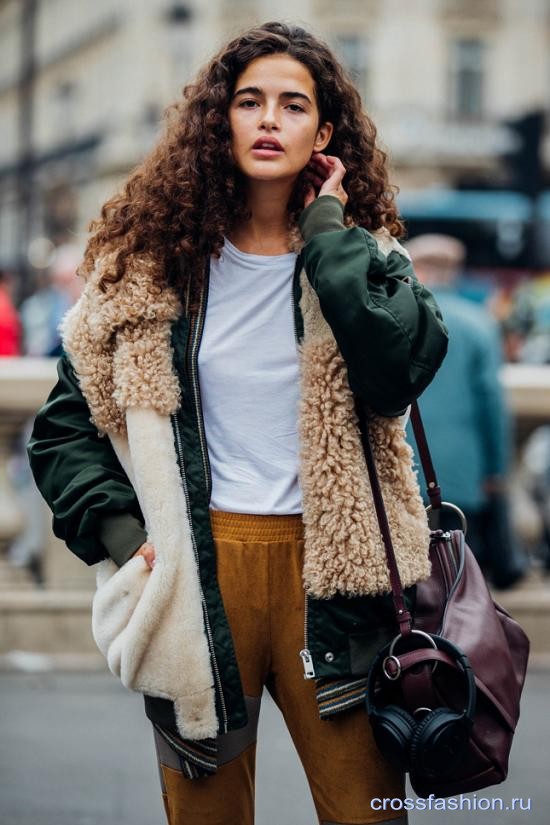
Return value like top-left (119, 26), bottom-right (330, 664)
top-left (371, 795), bottom-right (532, 813)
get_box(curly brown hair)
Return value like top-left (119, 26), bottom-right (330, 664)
top-left (80, 20), bottom-right (405, 299)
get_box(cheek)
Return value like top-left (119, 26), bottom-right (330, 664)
top-left (228, 112), bottom-right (244, 146)
top-left (291, 131), bottom-right (318, 165)
top-left (289, 120), bottom-right (320, 152)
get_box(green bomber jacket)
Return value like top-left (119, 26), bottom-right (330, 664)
top-left (28, 195), bottom-right (448, 742)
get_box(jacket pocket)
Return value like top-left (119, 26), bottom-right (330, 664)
top-left (91, 555), bottom-right (151, 670)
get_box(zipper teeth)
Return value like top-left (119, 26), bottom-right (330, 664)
top-left (294, 258), bottom-right (311, 665)
top-left (172, 413), bottom-right (229, 733)
top-left (303, 592), bottom-right (309, 650)
top-left (186, 282), bottom-right (228, 728)
top-left (191, 283), bottom-right (212, 498)
top-left (439, 532), bottom-right (465, 633)
top-left (292, 279), bottom-right (299, 346)
top-left (292, 254), bottom-right (302, 347)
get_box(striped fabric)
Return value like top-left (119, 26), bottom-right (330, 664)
top-left (315, 676), bottom-right (368, 719)
top-left (153, 677), bottom-right (368, 781)
top-left (153, 723), bottom-right (218, 778)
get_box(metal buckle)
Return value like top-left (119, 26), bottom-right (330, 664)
top-left (387, 629), bottom-right (439, 676)
top-left (426, 501), bottom-right (468, 536)
top-left (382, 654), bottom-right (402, 681)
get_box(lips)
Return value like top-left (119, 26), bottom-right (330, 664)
top-left (252, 138), bottom-right (283, 151)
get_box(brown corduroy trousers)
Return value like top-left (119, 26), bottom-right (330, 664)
top-left (152, 510), bottom-right (407, 825)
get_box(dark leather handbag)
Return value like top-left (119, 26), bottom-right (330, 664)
top-left (356, 399), bottom-right (530, 798)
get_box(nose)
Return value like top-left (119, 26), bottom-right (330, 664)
top-left (258, 101), bottom-right (281, 131)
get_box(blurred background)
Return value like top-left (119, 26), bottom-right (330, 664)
top-left (1, 1), bottom-right (550, 823)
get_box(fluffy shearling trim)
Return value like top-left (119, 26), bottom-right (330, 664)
top-left (371, 226), bottom-right (412, 260)
top-left (60, 252), bottom-right (182, 435)
top-left (92, 409), bottom-right (218, 739)
top-left (298, 270), bottom-right (431, 597)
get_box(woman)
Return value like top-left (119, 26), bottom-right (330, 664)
top-left (28, 21), bottom-right (448, 825)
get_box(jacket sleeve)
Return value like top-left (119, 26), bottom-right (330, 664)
top-left (27, 354), bottom-right (147, 567)
top-left (298, 196), bottom-right (449, 416)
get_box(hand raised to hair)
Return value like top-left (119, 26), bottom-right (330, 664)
top-left (303, 152), bottom-right (348, 210)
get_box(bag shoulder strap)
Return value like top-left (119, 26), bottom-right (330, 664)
top-left (354, 398), bottom-right (412, 635)
top-left (410, 401), bottom-right (442, 510)
top-left (355, 398), bottom-right (445, 635)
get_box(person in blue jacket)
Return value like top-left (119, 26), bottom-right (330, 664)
top-left (406, 233), bottom-right (526, 589)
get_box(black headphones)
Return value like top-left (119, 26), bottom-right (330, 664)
top-left (366, 632), bottom-right (476, 780)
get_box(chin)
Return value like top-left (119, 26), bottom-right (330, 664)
top-left (240, 162), bottom-right (299, 183)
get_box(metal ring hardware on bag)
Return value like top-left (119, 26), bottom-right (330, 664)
top-left (426, 501), bottom-right (468, 536)
top-left (383, 629), bottom-right (438, 679)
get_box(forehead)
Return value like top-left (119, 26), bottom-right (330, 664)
top-left (234, 53), bottom-right (315, 95)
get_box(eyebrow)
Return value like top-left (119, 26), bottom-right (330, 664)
top-left (232, 86), bottom-right (312, 104)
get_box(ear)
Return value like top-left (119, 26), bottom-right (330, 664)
top-left (313, 121), bottom-right (333, 153)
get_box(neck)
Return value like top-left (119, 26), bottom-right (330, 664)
top-left (228, 177), bottom-right (295, 254)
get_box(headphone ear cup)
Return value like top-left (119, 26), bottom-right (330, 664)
top-left (409, 707), bottom-right (469, 780)
top-left (370, 705), bottom-right (416, 771)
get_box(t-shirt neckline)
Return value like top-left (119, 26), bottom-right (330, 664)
top-left (222, 236), bottom-right (296, 263)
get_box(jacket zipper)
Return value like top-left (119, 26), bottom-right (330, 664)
top-left (172, 411), bottom-right (229, 733)
top-left (292, 253), bottom-right (316, 680)
top-left (172, 263), bottom-right (228, 732)
top-left (189, 272), bottom-right (213, 499)
top-left (299, 595), bottom-right (316, 679)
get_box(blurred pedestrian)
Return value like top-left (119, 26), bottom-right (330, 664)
top-left (0, 267), bottom-right (21, 355)
top-left (27, 21), bottom-right (448, 825)
top-left (406, 233), bottom-right (526, 589)
top-left (19, 243), bottom-right (83, 357)
top-left (8, 244), bottom-right (83, 582)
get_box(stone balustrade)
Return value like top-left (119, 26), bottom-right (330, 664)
top-left (0, 357), bottom-right (95, 591)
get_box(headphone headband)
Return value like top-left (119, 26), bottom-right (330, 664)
top-left (366, 632), bottom-right (476, 725)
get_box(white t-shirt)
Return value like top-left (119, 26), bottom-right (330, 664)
top-left (198, 237), bottom-right (302, 514)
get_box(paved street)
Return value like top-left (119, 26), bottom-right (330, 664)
top-left (0, 665), bottom-right (548, 825)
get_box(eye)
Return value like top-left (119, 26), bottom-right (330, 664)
top-left (287, 104), bottom-right (305, 112)
top-left (238, 100), bottom-right (259, 108)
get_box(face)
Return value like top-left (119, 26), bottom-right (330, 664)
top-left (228, 53), bottom-right (333, 183)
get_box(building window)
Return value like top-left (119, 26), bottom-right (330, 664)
top-left (334, 35), bottom-right (370, 103)
top-left (448, 38), bottom-right (485, 120)
top-left (52, 80), bottom-right (78, 139)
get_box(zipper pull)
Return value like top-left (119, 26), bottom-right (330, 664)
top-left (299, 649), bottom-right (316, 679)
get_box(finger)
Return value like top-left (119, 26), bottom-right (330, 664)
top-left (307, 160), bottom-right (328, 173)
top-left (309, 155), bottom-right (331, 170)
top-left (325, 155), bottom-right (345, 168)
top-left (305, 172), bottom-right (325, 187)
top-left (322, 163), bottom-right (346, 188)
top-left (134, 542), bottom-right (156, 568)
top-left (304, 184), bottom-right (316, 209)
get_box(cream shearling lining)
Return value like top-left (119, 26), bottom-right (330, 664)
top-left (61, 235), bottom-right (431, 737)
top-left (62, 254), bottom-right (217, 739)
top-left (93, 410), bottom-right (217, 739)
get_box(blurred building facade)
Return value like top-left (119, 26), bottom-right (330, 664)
top-left (1, 0), bottom-right (549, 287)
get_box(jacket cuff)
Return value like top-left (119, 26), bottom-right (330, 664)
top-left (96, 512), bottom-right (148, 567)
top-left (298, 195), bottom-right (345, 243)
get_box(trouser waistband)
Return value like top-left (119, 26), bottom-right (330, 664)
top-left (209, 509), bottom-right (304, 542)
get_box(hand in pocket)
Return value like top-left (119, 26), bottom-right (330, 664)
top-left (132, 541), bottom-right (156, 569)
